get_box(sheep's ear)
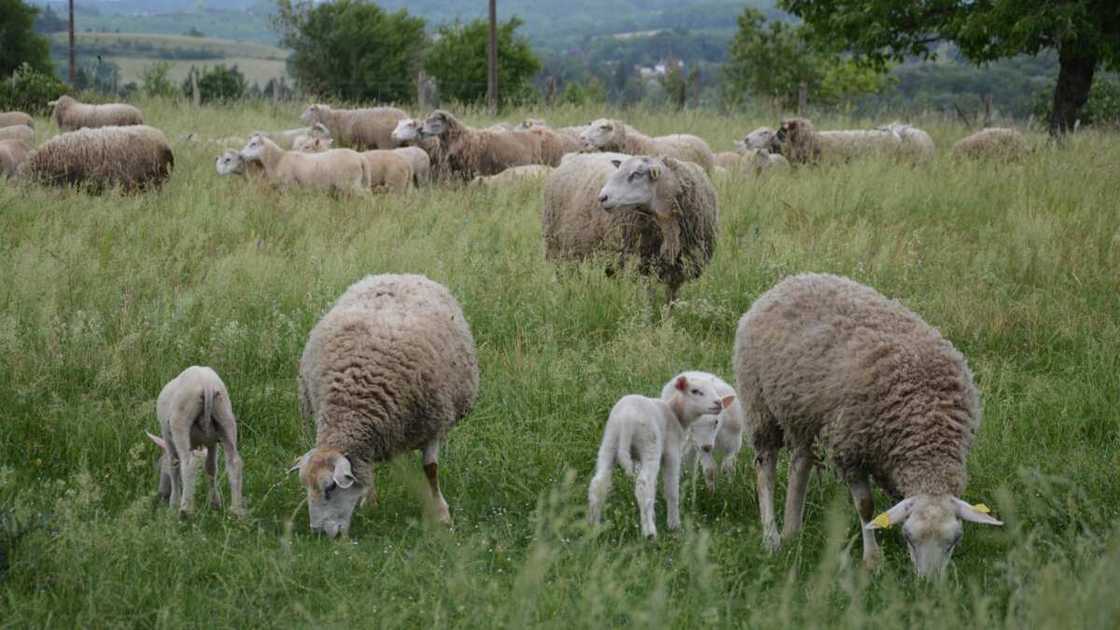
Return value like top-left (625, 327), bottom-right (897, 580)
top-left (289, 451), bottom-right (312, 475)
top-left (648, 165), bottom-right (661, 180)
top-left (675, 375), bottom-right (689, 391)
top-left (954, 498), bottom-right (1003, 526)
top-left (865, 497), bottom-right (915, 530)
top-left (610, 159), bottom-right (622, 169)
top-left (145, 431), bottom-right (167, 451)
top-left (332, 456), bottom-right (356, 489)
top-left (720, 394), bottom-right (736, 409)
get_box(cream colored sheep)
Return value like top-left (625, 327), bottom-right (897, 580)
top-left (301, 103), bottom-right (408, 150)
top-left (359, 150), bottom-right (414, 193)
top-left (421, 110), bottom-right (543, 180)
top-left (528, 126), bottom-right (582, 166)
top-left (470, 164), bottom-right (553, 186)
top-left (19, 125), bottom-right (173, 192)
top-left (0, 125), bottom-right (33, 143)
top-left (774, 118), bottom-right (905, 164)
top-left (239, 133), bottom-right (368, 195)
top-left (392, 146), bottom-right (431, 186)
top-left (580, 119), bottom-right (716, 173)
top-left (879, 122), bottom-right (936, 163)
top-left (0, 139), bottom-right (32, 178)
top-left (391, 117), bottom-right (447, 183)
top-left (0, 112), bottom-right (33, 128)
top-left (49, 95), bottom-right (143, 131)
top-left (214, 149), bottom-right (265, 179)
top-left (951, 127), bottom-right (1029, 160)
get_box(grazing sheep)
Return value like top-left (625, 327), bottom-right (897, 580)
top-left (527, 126), bottom-right (582, 165)
top-left (392, 117), bottom-right (447, 182)
top-left (144, 366), bottom-right (245, 517)
top-left (470, 164), bottom-right (553, 186)
top-left (293, 274), bottom-right (479, 538)
top-left (19, 125), bottom-right (173, 192)
top-left (580, 118), bottom-right (716, 173)
top-left (951, 127), bottom-right (1029, 160)
top-left (359, 150), bottom-right (414, 193)
top-left (0, 125), bottom-right (33, 143)
top-left (391, 146), bottom-right (431, 186)
top-left (878, 122), bottom-right (936, 163)
top-left (214, 149), bottom-right (264, 179)
top-left (774, 118), bottom-right (904, 164)
top-left (587, 373), bottom-right (736, 539)
top-left (733, 273), bottom-right (1002, 577)
top-left (49, 94), bottom-right (144, 131)
top-left (0, 112), bottom-right (33, 128)
top-left (660, 372), bottom-right (744, 492)
top-left (0, 139), bottom-right (32, 178)
top-left (735, 126), bottom-right (777, 153)
top-left (300, 103), bottom-right (408, 150)
top-left (239, 133), bottom-right (368, 195)
top-left (421, 109), bottom-right (542, 180)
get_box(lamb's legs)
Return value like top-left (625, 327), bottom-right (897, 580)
top-left (849, 475), bottom-right (881, 570)
top-left (781, 447), bottom-right (815, 540)
top-left (755, 448), bottom-right (780, 552)
top-left (205, 447), bottom-right (221, 509)
top-left (217, 426), bottom-right (245, 518)
top-left (587, 440), bottom-right (616, 527)
top-left (635, 458), bottom-right (660, 540)
top-left (421, 440), bottom-right (451, 525)
top-left (661, 450), bottom-right (683, 531)
top-left (168, 456), bottom-right (182, 508)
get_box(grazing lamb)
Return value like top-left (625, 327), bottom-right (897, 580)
top-left (580, 118), bottom-right (715, 173)
top-left (293, 274), bottom-right (479, 538)
top-left (144, 366), bottom-right (245, 517)
top-left (951, 127), bottom-right (1029, 160)
top-left (49, 95), bottom-right (143, 131)
top-left (300, 103), bottom-right (408, 150)
top-left (733, 273), bottom-right (1002, 577)
top-left (660, 372), bottom-right (744, 492)
top-left (391, 117), bottom-right (447, 181)
top-left (239, 133), bottom-right (368, 195)
top-left (0, 111), bottom-right (33, 128)
top-left (587, 373), bottom-right (736, 539)
top-left (421, 109), bottom-right (542, 180)
top-left (0, 125), bottom-right (33, 143)
top-left (470, 164), bottom-right (553, 186)
top-left (0, 139), bottom-right (32, 178)
top-left (878, 122), bottom-right (936, 163)
top-left (773, 118), bottom-right (904, 164)
top-left (19, 125), bottom-right (173, 192)
top-left (215, 149), bottom-right (264, 179)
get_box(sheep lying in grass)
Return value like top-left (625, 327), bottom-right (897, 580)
top-left (49, 95), bottom-right (143, 131)
top-left (19, 125), bottom-right (173, 192)
top-left (0, 111), bottom-right (33, 128)
top-left (660, 372), bottom-right (743, 491)
top-left (0, 139), bottom-right (31, 178)
top-left (392, 117), bottom-right (446, 182)
top-left (239, 133), bottom-right (368, 195)
top-left (0, 125), bottom-right (33, 143)
top-left (580, 118), bottom-right (715, 173)
top-left (293, 274), bottom-right (479, 538)
top-left (774, 118), bottom-right (905, 164)
top-left (878, 122), bottom-right (936, 163)
top-left (421, 109), bottom-right (542, 180)
top-left (214, 149), bottom-right (264, 179)
top-left (951, 127), bottom-right (1029, 160)
top-left (470, 164), bottom-right (553, 186)
top-left (145, 366), bottom-right (244, 517)
top-left (301, 103), bottom-right (408, 150)
top-left (714, 149), bottom-right (789, 176)
top-left (587, 373), bottom-right (736, 539)
top-left (734, 273), bottom-right (1002, 577)
top-left (736, 127), bottom-right (777, 153)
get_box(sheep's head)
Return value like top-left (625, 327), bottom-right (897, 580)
top-left (215, 150), bottom-right (246, 176)
top-left (292, 448), bottom-right (365, 539)
top-left (300, 104), bottom-right (327, 126)
top-left (294, 136), bottom-right (332, 153)
top-left (664, 373), bottom-right (736, 428)
top-left (240, 134), bottom-right (269, 159)
top-left (517, 118), bottom-right (546, 131)
top-left (421, 110), bottom-right (452, 137)
top-left (580, 118), bottom-right (619, 151)
top-left (866, 495), bottom-right (1002, 578)
top-left (391, 118), bottom-right (422, 144)
top-left (598, 156), bottom-right (667, 215)
top-left (738, 126), bottom-right (777, 153)
top-left (776, 118), bottom-right (814, 144)
top-left (309, 122), bottom-right (331, 139)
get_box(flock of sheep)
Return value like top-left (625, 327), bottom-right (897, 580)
top-left (1, 94), bottom-right (1025, 579)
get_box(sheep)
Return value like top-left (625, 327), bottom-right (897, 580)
top-left (735, 126), bottom-right (777, 153)
top-left (391, 117), bottom-right (447, 182)
top-left (580, 118), bottom-right (716, 173)
top-left (19, 125), bottom-right (173, 192)
top-left (48, 94), bottom-right (143, 131)
top-left (0, 111), bottom-right (33, 128)
top-left (300, 103), bottom-right (408, 150)
top-left (359, 150), bottom-right (414, 193)
top-left (214, 149), bottom-right (264, 179)
top-left (285, 123), bottom-right (332, 151)
top-left (878, 122), bottom-right (936, 163)
top-left (292, 274), bottom-right (479, 538)
top-left (239, 133), bottom-right (368, 195)
top-left (144, 366), bottom-right (245, 517)
top-left (0, 139), bottom-right (31, 178)
top-left (714, 151), bottom-right (742, 170)
top-left (587, 373), bottom-right (736, 539)
top-left (293, 135), bottom-right (333, 153)
top-left (470, 164), bottom-right (553, 186)
top-left (733, 273), bottom-right (1002, 577)
top-left (421, 109), bottom-right (544, 180)
top-left (0, 125), bottom-right (33, 143)
top-left (951, 127), bottom-right (1029, 160)
top-left (518, 120), bottom-right (589, 142)
top-left (773, 117), bottom-right (905, 164)
top-left (526, 126), bottom-right (582, 165)
top-left (392, 146), bottom-right (431, 186)
top-left (717, 148), bottom-right (790, 176)
top-left (659, 372), bottom-right (744, 492)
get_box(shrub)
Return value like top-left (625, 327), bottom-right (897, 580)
top-left (180, 64), bottom-right (247, 104)
top-left (140, 61), bottom-right (177, 99)
top-left (1033, 77), bottom-right (1120, 127)
top-left (0, 62), bottom-right (67, 115)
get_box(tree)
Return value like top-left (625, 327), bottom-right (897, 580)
top-left (424, 17), bottom-right (541, 105)
top-left (0, 0), bottom-right (53, 77)
top-left (181, 65), bottom-right (247, 103)
top-left (273, 0), bottom-right (426, 103)
top-left (782, 0), bottom-right (1120, 135)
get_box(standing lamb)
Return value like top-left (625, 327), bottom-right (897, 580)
top-left (19, 125), bottom-right (173, 192)
top-left (293, 274), bottom-right (479, 538)
top-left (239, 133), bottom-right (369, 195)
top-left (145, 366), bottom-right (245, 517)
top-left (49, 95), bottom-right (143, 131)
top-left (0, 139), bottom-right (32, 178)
top-left (300, 103), bottom-right (408, 150)
top-left (580, 118), bottom-right (716, 173)
top-left (390, 146), bottom-right (431, 186)
top-left (358, 150), bottom-right (414, 193)
top-left (733, 273), bottom-right (1002, 577)
top-left (587, 373), bottom-right (736, 539)
top-left (421, 109), bottom-right (543, 180)
top-left (0, 112), bottom-right (33, 128)
top-left (0, 125), bottom-right (34, 143)
top-left (660, 372), bottom-right (744, 492)
top-left (391, 117), bottom-right (446, 182)
top-left (773, 118), bottom-right (904, 164)
top-left (951, 127), bottom-right (1029, 160)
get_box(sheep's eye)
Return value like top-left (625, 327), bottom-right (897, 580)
top-left (324, 480), bottom-right (337, 499)
top-left (691, 389), bottom-right (701, 395)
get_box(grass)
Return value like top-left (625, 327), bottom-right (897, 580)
top-left (1, 99), bottom-right (1119, 628)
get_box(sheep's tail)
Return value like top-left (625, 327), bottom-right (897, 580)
top-left (592, 430), bottom-right (618, 480)
top-left (615, 430), bottom-right (636, 478)
top-left (202, 383), bottom-right (215, 432)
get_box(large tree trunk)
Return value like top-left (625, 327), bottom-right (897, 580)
top-left (1049, 42), bottom-right (1097, 136)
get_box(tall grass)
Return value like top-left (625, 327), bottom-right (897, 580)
top-left (1, 100), bottom-right (1118, 628)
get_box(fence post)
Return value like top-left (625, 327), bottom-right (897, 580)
top-left (191, 68), bottom-right (200, 107)
top-left (798, 81), bottom-right (808, 116)
top-left (982, 94), bottom-right (992, 127)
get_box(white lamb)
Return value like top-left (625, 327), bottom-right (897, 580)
top-left (587, 373), bottom-right (736, 539)
top-left (660, 372), bottom-right (744, 491)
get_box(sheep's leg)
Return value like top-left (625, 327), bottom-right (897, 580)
top-left (361, 473), bottom-right (379, 511)
top-left (172, 427), bottom-right (197, 516)
top-left (205, 446), bottom-right (221, 509)
top-left (216, 410), bottom-right (245, 518)
top-left (781, 447), bottom-right (815, 541)
top-left (168, 455), bottom-right (182, 508)
top-left (421, 440), bottom-right (452, 525)
top-left (849, 476), bottom-right (881, 570)
top-left (635, 456), bottom-right (660, 540)
top-left (661, 449), bottom-right (683, 531)
top-left (754, 448), bottom-right (780, 553)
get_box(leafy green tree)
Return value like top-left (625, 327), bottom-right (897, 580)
top-left (424, 17), bottom-right (541, 105)
top-left (273, 0), bottom-right (426, 103)
top-left (0, 62), bottom-right (66, 114)
top-left (181, 65), bottom-right (247, 103)
top-left (0, 0), bottom-right (54, 77)
top-left (782, 0), bottom-right (1120, 134)
top-left (141, 61), bottom-right (177, 98)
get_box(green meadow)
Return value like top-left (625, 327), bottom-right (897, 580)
top-left (1, 100), bottom-right (1118, 628)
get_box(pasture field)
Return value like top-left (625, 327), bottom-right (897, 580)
top-left (1, 100), bottom-right (1119, 628)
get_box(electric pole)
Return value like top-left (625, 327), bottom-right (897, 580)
top-left (68, 0), bottom-right (76, 84)
top-left (487, 0), bottom-right (497, 115)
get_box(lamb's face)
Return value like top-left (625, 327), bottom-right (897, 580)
top-left (580, 119), bottom-right (615, 151)
top-left (868, 495), bottom-right (1003, 578)
top-left (297, 448), bottom-right (365, 539)
top-left (300, 104), bottom-right (324, 126)
top-left (392, 119), bottom-right (421, 144)
top-left (421, 112), bottom-right (449, 137)
top-left (598, 156), bottom-right (663, 212)
top-left (215, 150), bottom-right (245, 176)
top-left (740, 127), bottom-right (776, 151)
top-left (240, 134), bottom-right (267, 159)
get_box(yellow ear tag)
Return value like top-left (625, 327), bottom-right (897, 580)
top-left (871, 512), bottom-right (891, 529)
top-left (971, 503), bottom-right (992, 514)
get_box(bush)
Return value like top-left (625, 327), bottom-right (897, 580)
top-left (424, 17), bottom-right (541, 106)
top-left (0, 62), bottom-right (67, 115)
top-left (140, 61), bottom-right (177, 99)
top-left (180, 64), bottom-right (247, 104)
top-left (1033, 76), bottom-right (1120, 127)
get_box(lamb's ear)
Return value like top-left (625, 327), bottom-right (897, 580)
top-left (288, 451), bottom-right (312, 475)
top-left (610, 159), bottom-right (622, 169)
top-left (145, 431), bottom-right (167, 451)
top-left (953, 498), bottom-right (1003, 526)
top-left (675, 375), bottom-right (689, 391)
top-left (332, 456), bottom-right (356, 489)
top-left (720, 394), bottom-right (736, 409)
top-left (865, 497), bottom-right (916, 530)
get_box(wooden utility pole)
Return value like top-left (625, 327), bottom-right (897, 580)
top-left (68, 0), bottom-right (76, 84)
top-left (486, 0), bottom-right (498, 115)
